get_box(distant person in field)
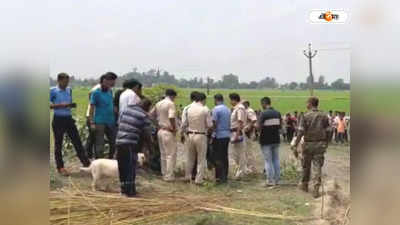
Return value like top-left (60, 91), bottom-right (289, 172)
top-left (333, 111), bottom-right (340, 142)
top-left (50, 73), bottom-right (90, 176)
top-left (242, 100), bottom-right (258, 174)
top-left (337, 112), bottom-right (347, 144)
top-left (89, 72), bottom-right (118, 159)
top-left (286, 113), bottom-right (296, 142)
top-left (281, 113), bottom-right (288, 142)
top-left (344, 112), bottom-right (350, 142)
top-left (327, 110), bottom-right (334, 143)
top-left (257, 97), bottom-right (282, 187)
top-left (228, 93), bottom-right (248, 179)
top-left (292, 97), bottom-right (330, 198)
top-left (293, 111), bottom-right (299, 136)
top-left (119, 79), bottom-right (142, 115)
top-left (211, 94), bottom-right (231, 184)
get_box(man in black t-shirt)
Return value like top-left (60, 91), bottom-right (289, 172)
top-left (257, 97), bottom-right (282, 187)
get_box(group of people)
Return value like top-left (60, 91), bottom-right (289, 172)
top-left (50, 71), bottom-right (335, 198)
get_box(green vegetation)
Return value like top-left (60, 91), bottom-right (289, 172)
top-left (70, 87), bottom-right (350, 118)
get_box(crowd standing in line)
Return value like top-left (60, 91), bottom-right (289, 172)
top-left (50, 72), bottom-right (349, 198)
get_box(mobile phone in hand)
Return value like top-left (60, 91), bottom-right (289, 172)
top-left (69, 103), bottom-right (77, 108)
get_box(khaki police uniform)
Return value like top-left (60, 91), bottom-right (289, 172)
top-left (183, 102), bottom-right (212, 184)
top-left (296, 108), bottom-right (330, 196)
top-left (244, 107), bottom-right (258, 173)
top-left (152, 97), bottom-right (177, 181)
top-left (230, 102), bottom-right (248, 179)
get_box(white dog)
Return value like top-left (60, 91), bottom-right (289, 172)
top-left (80, 153), bottom-right (145, 191)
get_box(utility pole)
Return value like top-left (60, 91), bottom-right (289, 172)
top-left (303, 43), bottom-right (318, 96)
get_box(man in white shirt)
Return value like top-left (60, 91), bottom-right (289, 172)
top-left (119, 79), bottom-right (142, 115)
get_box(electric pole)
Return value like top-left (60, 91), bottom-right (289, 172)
top-left (303, 43), bottom-right (317, 96)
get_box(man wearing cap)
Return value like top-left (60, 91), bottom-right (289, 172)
top-left (88, 72), bottom-right (118, 159)
top-left (183, 92), bottom-right (212, 184)
top-left (243, 100), bottom-right (258, 174)
top-left (151, 89), bottom-right (178, 182)
top-left (228, 93), bottom-right (248, 179)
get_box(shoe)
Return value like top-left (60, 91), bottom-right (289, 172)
top-left (264, 181), bottom-right (275, 187)
top-left (163, 178), bottom-right (175, 182)
top-left (312, 185), bottom-right (320, 198)
top-left (125, 192), bottom-right (140, 198)
top-left (58, 168), bottom-right (70, 177)
top-left (298, 182), bottom-right (308, 192)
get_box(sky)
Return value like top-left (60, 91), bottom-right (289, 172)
top-left (1, 0), bottom-right (351, 84)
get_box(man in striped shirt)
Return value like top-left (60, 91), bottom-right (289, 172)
top-left (257, 97), bottom-right (282, 187)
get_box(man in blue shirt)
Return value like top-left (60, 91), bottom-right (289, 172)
top-left (50, 73), bottom-right (90, 176)
top-left (88, 72), bottom-right (118, 159)
top-left (211, 94), bottom-right (231, 184)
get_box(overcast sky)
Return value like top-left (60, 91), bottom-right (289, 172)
top-left (2, 0), bottom-right (351, 84)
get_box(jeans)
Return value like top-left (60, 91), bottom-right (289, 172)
top-left (260, 144), bottom-right (280, 184)
top-left (117, 144), bottom-right (138, 196)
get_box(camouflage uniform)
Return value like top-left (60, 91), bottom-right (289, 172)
top-left (295, 108), bottom-right (329, 197)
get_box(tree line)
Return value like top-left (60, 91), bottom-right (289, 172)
top-left (49, 68), bottom-right (350, 90)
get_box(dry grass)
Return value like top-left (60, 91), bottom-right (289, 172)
top-left (50, 177), bottom-right (317, 225)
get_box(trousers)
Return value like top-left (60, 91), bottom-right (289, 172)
top-left (157, 129), bottom-right (177, 181)
top-left (95, 124), bottom-right (116, 159)
top-left (301, 142), bottom-right (327, 187)
top-left (117, 144), bottom-right (138, 196)
top-left (213, 137), bottom-right (230, 183)
top-left (52, 116), bottom-right (90, 169)
top-left (185, 134), bottom-right (207, 184)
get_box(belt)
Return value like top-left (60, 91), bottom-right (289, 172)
top-left (160, 127), bottom-right (174, 132)
top-left (187, 131), bottom-right (206, 135)
top-left (304, 139), bottom-right (326, 142)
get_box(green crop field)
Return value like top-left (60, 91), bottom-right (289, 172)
top-left (70, 87), bottom-right (350, 119)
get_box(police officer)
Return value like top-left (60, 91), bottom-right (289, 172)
top-left (242, 100), bottom-right (258, 174)
top-left (151, 89), bottom-right (178, 182)
top-left (291, 97), bottom-right (330, 198)
top-left (180, 91), bottom-right (200, 180)
top-left (183, 92), bottom-right (212, 184)
top-left (229, 93), bottom-right (248, 179)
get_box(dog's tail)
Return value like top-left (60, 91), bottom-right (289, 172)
top-left (80, 165), bottom-right (92, 173)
